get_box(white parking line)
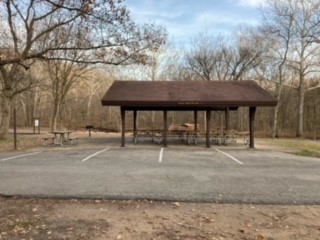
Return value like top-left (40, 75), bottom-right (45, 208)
top-left (81, 148), bottom-right (110, 162)
top-left (159, 148), bottom-right (164, 163)
top-left (216, 149), bottom-right (244, 165)
top-left (0, 152), bottom-right (41, 162)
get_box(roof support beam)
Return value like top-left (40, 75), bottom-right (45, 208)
top-left (249, 107), bottom-right (256, 148)
top-left (121, 107), bottom-right (126, 147)
top-left (206, 110), bottom-right (211, 148)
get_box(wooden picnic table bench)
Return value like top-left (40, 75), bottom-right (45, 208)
top-left (43, 131), bottom-right (79, 146)
top-left (42, 136), bottom-right (55, 145)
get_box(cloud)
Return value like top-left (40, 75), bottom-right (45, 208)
top-left (126, 2), bottom-right (190, 27)
top-left (195, 10), bottom-right (259, 29)
top-left (234, 0), bottom-right (266, 7)
top-left (126, 0), bottom-right (262, 46)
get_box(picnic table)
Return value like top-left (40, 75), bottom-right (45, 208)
top-left (236, 131), bottom-right (250, 145)
top-left (47, 131), bottom-right (78, 146)
top-left (133, 128), bottom-right (198, 145)
top-left (131, 124), bottom-right (244, 146)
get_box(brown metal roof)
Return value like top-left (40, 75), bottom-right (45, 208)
top-left (101, 80), bottom-right (277, 109)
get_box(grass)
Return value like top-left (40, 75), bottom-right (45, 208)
top-left (0, 134), bottom-right (43, 152)
top-left (259, 138), bottom-right (320, 158)
top-left (296, 149), bottom-right (320, 158)
top-left (10, 220), bottom-right (35, 230)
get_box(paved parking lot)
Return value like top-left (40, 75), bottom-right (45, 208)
top-left (0, 144), bottom-right (320, 204)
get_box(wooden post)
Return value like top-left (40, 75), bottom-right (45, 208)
top-left (225, 107), bottom-right (230, 131)
top-left (194, 110), bottom-right (198, 131)
top-left (206, 110), bottom-right (211, 148)
top-left (163, 110), bottom-right (167, 147)
top-left (249, 107), bottom-right (256, 148)
top-left (121, 107), bottom-right (126, 147)
top-left (133, 110), bottom-right (137, 134)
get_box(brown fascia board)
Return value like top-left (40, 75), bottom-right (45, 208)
top-left (101, 100), bottom-right (277, 108)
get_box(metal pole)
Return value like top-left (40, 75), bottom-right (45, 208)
top-left (13, 108), bottom-right (17, 150)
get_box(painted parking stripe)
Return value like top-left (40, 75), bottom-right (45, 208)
top-left (81, 148), bottom-right (110, 162)
top-left (159, 148), bottom-right (164, 163)
top-left (0, 152), bottom-right (41, 162)
top-left (216, 149), bottom-right (244, 165)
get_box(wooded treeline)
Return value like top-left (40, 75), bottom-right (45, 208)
top-left (1, 0), bottom-right (320, 139)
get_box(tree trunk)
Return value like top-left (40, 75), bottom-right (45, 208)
top-left (51, 102), bottom-right (60, 132)
top-left (86, 94), bottom-right (93, 124)
top-left (0, 94), bottom-right (12, 139)
top-left (33, 86), bottom-right (39, 121)
top-left (314, 105), bottom-right (317, 140)
top-left (272, 83), bottom-right (283, 138)
top-left (20, 99), bottom-right (28, 126)
top-left (296, 74), bottom-right (304, 137)
top-left (151, 111), bottom-right (155, 130)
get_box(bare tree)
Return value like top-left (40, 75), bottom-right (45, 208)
top-left (0, 63), bottom-right (32, 136)
top-left (264, 0), bottom-right (320, 137)
top-left (262, 0), bottom-right (295, 138)
top-left (0, 0), bottom-right (166, 138)
top-left (185, 33), bottom-right (218, 81)
top-left (228, 26), bottom-right (266, 81)
top-left (186, 28), bottom-right (265, 82)
top-left (44, 59), bottom-right (90, 131)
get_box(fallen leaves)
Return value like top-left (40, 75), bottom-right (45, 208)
top-left (173, 202), bottom-right (181, 208)
top-left (1, 198), bottom-right (320, 240)
top-left (116, 234), bottom-right (122, 239)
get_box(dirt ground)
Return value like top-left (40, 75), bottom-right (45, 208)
top-left (0, 197), bottom-right (320, 240)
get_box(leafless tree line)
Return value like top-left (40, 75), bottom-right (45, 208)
top-left (0, 0), bottom-right (166, 138)
top-left (1, 0), bottom-right (320, 139)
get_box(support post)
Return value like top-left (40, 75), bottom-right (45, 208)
top-left (163, 110), bottom-right (167, 147)
top-left (13, 108), bottom-right (17, 150)
top-left (194, 110), bottom-right (198, 132)
top-left (206, 110), bottom-right (211, 148)
top-left (249, 107), bottom-right (256, 148)
top-left (121, 107), bottom-right (126, 147)
top-left (225, 107), bottom-right (230, 131)
top-left (133, 110), bottom-right (137, 135)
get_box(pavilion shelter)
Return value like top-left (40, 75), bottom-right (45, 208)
top-left (101, 80), bottom-right (277, 148)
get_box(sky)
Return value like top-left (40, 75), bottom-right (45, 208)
top-left (126, 0), bottom-right (264, 46)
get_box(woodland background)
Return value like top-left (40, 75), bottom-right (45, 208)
top-left (1, 0), bottom-right (320, 139)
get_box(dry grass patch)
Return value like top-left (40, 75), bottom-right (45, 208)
top-left (258, 138), bottom-right (320, 158)
top-left (0, 135), bottom-right (43, 152)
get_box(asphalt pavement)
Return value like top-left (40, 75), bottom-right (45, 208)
top-left (0, 144), bottom-right (320, 204)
